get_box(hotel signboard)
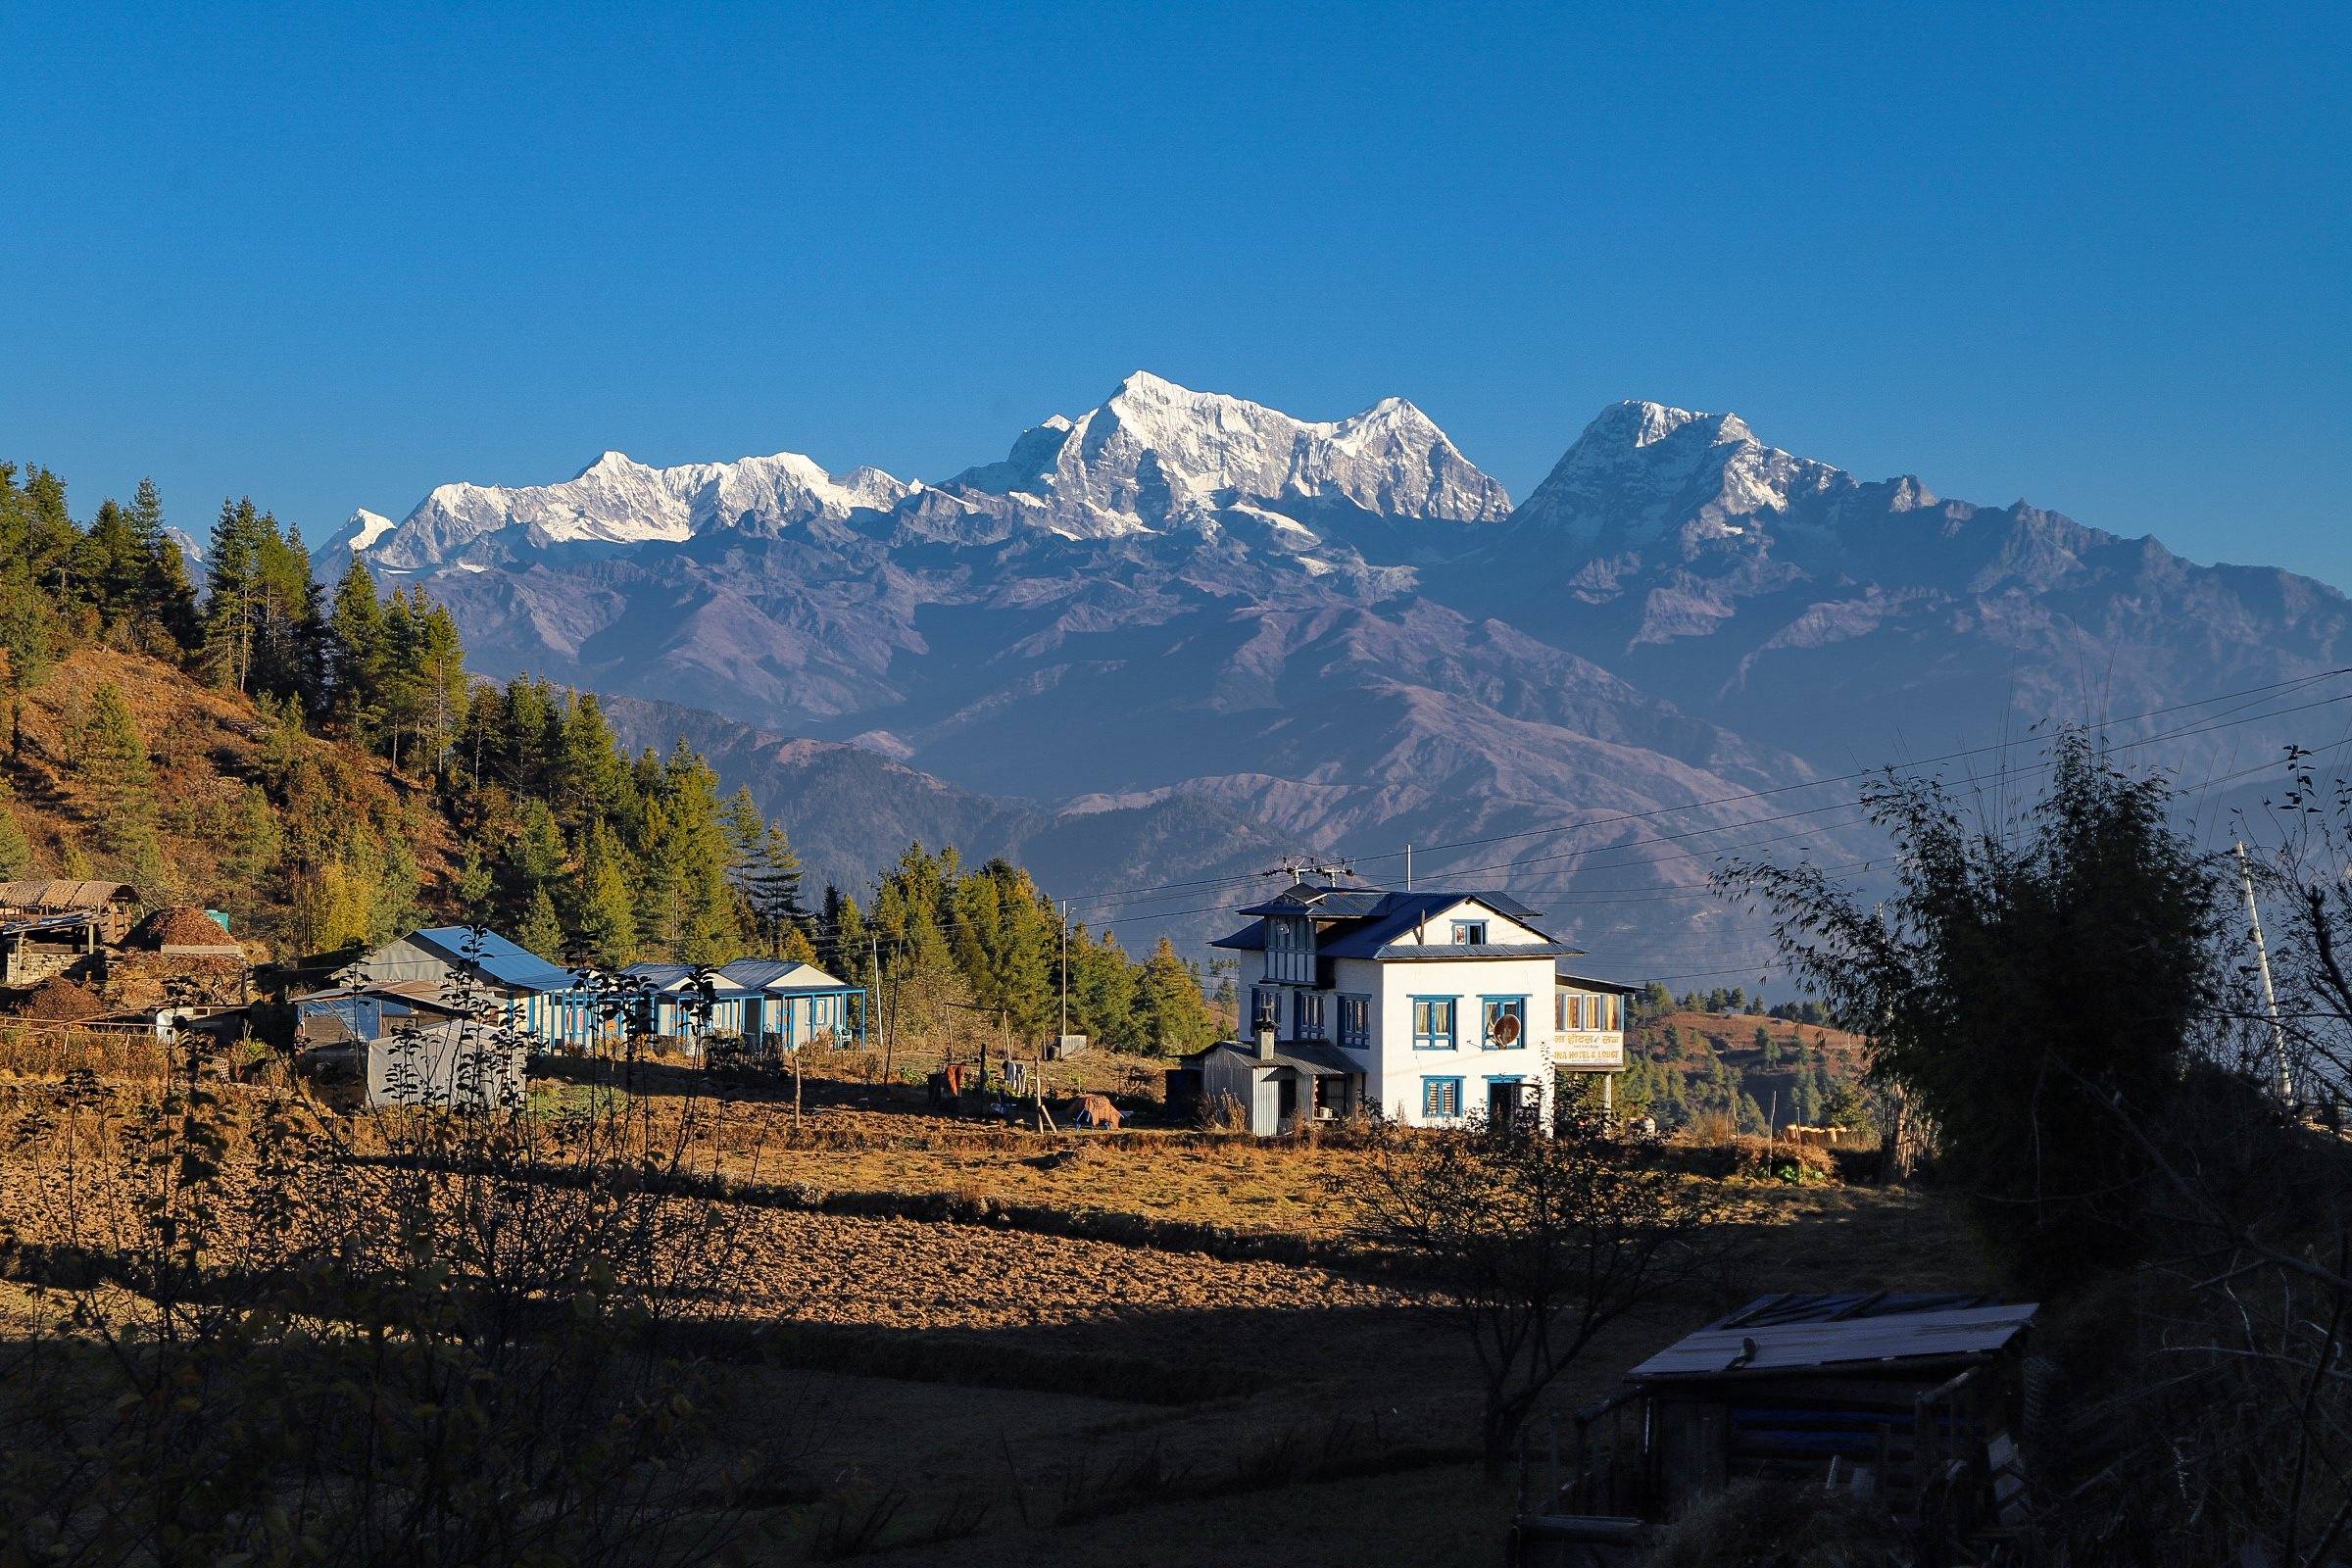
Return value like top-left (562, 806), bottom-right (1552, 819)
top-left (1553, 1031), bottom-right (1625, 1070)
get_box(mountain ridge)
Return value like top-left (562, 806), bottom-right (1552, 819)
top-left (317, 374), bottom-right (2346, 963)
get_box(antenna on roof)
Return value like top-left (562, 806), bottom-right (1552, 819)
top-left (1258, 857), bottom-right (1355, 889)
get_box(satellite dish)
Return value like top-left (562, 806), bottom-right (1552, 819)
top-left (1493, 1013), bottom-right (1522, 1047)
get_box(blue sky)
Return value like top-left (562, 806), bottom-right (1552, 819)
top-left (4, 3), bottom-right (2345, 580)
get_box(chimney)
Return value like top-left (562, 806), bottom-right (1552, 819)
top-left (1255, 1015), bottom-right (1277, 1062)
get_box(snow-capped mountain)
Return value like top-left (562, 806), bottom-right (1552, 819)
top-left (351, 454), bottom-right (915, 572)
top-left (317, 376), bottom-right (2348, 964)
top-left (310, 509), bottom-right (397, 582)
top-left (329, 372), bottom-right (1510, 575)
top-left (1502, 400), bottom-right (1851, 554)
top-left (162, 526), bottom-right (210, 591)
top-left (944, 370), bottom-right (1511, 537)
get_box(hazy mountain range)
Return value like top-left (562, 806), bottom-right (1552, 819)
top-left (319, 373), bottom-right (2351, 974)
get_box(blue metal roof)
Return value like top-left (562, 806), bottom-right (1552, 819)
top-left (1214, 889), bottom-right (1575, 956)
top-left (1316, 894), bottom-right (1573, 957)
top-left (410, 927), bottom-right (577, 994)
top-left (715, 957), bottom-right (801, 990)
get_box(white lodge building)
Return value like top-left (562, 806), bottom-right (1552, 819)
top-left (1200, 878), bottom-right (1637, 1133)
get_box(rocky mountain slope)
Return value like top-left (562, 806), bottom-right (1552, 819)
top-left (327, 374), bottom-right (2348, 968)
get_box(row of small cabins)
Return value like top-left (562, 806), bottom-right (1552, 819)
top-left (328, 927), bottom-right (870, 1054)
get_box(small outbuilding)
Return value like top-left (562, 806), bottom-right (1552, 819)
top-left (0, 880), bottom-right (141, 945)
top-left (1185, 1029), bottom-right (1362, 1135)
top-left (1516, 1292), bottom-right (2039, 1565)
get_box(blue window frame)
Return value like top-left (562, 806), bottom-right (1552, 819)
top-left (1295, 990), bottom-right (1328, 1040)
top-left (1450, 919), bottom-right (1489, 946)
top-left (1339, 994), bottom-right (1372, 1050)
top-left (1411, 996), bottom-right (1457, 1051)
top-left (1422, 1076), bottom-right (1464, 1118)
top-left (1481, 996), bottom-right (1528, 1050)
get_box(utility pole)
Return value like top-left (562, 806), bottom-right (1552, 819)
top-left (2236, 842), bottom-right (2293, 1106)
top-left (1404, 844), bottom-right (1413, 892)
top-left (870, 933), bottom-right (887, 1074)
top-left (1059, 899), bottom-right (1070, 1049)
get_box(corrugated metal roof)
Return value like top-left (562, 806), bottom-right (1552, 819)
top-left (1194, 1040), bottom-right (1364, 1076)
top-left (1367, 941), bottom-right (1586, 960)
top-left (0, 911), bottom-right (99, 937)
top-left (1208, 923), bottom-right (1267, 952)
top-left (1627, 1302), bottom-right (2037, 1382)
top-left (760, 960), bottom-right (849, 992)
top-left (1709, 1291), bottom-right (1998, 1330)
top-left (620, 962), bottom-right (695, 988)
top-left (408, 927), bottom-right (576, 994)
top-left (1556, 968), bottom-right (1644, 994)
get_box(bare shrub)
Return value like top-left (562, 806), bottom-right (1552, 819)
top-left (1642, 1477), bottom-right (1908, 1567)
top-left (0, 1000), bottom-right (772, 1566)
top-left (1355, 1108), bottom-right (1720, 1475)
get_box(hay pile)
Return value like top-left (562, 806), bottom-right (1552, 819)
top-left (18, 976), bottom-right (108, 1021)
top-left (128, 905), bottom-right (231, 949)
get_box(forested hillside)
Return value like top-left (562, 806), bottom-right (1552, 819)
top-left (0, 462), bottom-right (1224, 1054)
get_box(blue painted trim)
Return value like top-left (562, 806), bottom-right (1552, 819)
top-left (1479, 994), bottom-right (1530, 1050)
top-left (1409, 994), bottom-right (1458, 1052)
top-left (1420, 1075), bottom-right (1466, 1118)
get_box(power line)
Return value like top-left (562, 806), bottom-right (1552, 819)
top-left (1061, 669), bottom-right (2350, 915)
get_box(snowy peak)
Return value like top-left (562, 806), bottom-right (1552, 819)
top-left (354, 450), bottom-right (916, 570)
top-left (330, 372), bottom-right (1506, 573)
top-left (1508, 400), bottom-right (1845, 550)
top-left (950, 370), bottom-right (1511, 537)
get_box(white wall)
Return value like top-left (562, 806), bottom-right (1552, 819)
top-left (1367, 955), bottom-right (1558, 1127)
top-left (1375, 899), bottom-right (1548, 950)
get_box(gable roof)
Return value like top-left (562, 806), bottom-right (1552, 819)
top-left (760, 960), bottom-right (850, 991)
top-left (407, 927), bottom-right (576, 994)
top-left (1213, 887), bottom-right (1572, 956)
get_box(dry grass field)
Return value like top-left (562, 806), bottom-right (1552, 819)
top-left (0, 1033), bottom-right (1986, 1564)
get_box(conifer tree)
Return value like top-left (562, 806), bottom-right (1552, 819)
top-left (128, 478), bottom-right (201, 651)
top-left (75, 679), bottom-right (156, 861)
top-left (201, 497), bottom-right (269, 693)
top-left (516, 885), bottom-right (565, 960)
top-left (567, 819), bottom-right (638, 967)
top-left (79, 498), bottom-right (147, 620)
top-left (1135, 935), bottom-right (1219, 1055)
top-left (325, 561), bottom-right (386, 742)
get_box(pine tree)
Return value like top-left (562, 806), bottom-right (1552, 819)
top-left (553, 692), bottom-right (628, 831)
top-left (325, 561), bottom-right (386, 742)
top-left (201, 498), bottom-right (269, 693)
top-left (79, 498), bottom-right (147, 621)
top-left (1135, 935), bottom-right (1218, 1056)
top-left (516, 885), bottom-right (565, 959)
top-left (75, 680), bottom-right (155, 861)
top-left (502, 799), bottom-right (567, 915)
top-left (128, 478), bottom-right (201, 653)
top-left (454, 845), bottom-right (495, 923)
top-left (567, 819), bottom-right (638, 967)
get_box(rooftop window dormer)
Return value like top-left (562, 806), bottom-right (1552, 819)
top-left (1265, 914), bottom-right (1315, 984)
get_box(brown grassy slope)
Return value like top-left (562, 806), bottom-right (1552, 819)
top-left (0, 645), bottom-right (456, 949)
